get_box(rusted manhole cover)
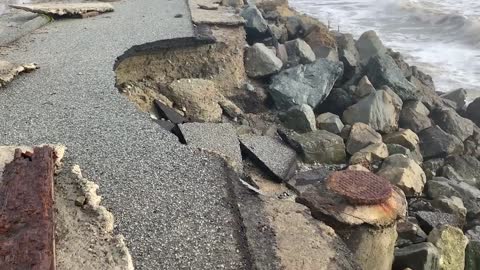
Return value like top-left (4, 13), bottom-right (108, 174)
top-left (326, 170), bottom-right (393, 205)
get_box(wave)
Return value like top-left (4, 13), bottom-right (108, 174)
top-left (394, 0), bottom-right (480, 47)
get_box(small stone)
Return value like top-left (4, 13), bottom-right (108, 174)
top-left (279, 104), bottom-right (316, 133)
top-left (427, 225), bottom-right (468, 270)
top-left (245, 43), bottom-right (283, 78)
top-left (75, 196), bottom-right (86, 207)
top-left (316, 112), bottom-right (344, 134)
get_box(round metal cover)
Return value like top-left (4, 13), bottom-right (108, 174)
top-left (326, 170), bottom-right (393, 205)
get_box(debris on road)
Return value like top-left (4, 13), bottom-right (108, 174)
top-left (0, 60), bottom-right (37, 87)
top-left (9, 3), bottom-right (114, 18)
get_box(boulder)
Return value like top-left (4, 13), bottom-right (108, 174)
top-left (222, 0), bottom-right (244, 7)
top-left (269, 24), bottom-right (288, 43)
top-left (285, 16), bottom-right (306, 40)
top-left (269, 59), bottom-right (343, 110)
top-left (393, 242), bottom-right (440, 270)
top-left (284, 38), bottom-right (316, 67)
top-left (399, 100), bottom-right (432, 133)
top-left (278, 129), bottom-right (346, 164)
top-left (355, 76), bottom-right (376, 99)
top-left (166, 79), bottom-right (223, 122)
top-left (346, 123), bottom-right (383, 155)
top-left (432, 196), bottom-right (467, 217)
top-left (304, 25), bottom-right (339, 61)
top-left (335, 32), bottom-right (359, 61)
top-left (245, 43), bottom-right (283, 78)
top-left (365, 54), bottom-right (418, 101)
top-left (466, 97), bottom-right (480, 127)
top-left (445, 155), bottom-right (480, 185)
top-left (431, 107), bottom-right (475, 142)
top-left (279, 104), bottom-right (316, 133)
top-left (418, 126), bottom-right (464, 159)
top-left (343, 90), bottom-right (402, 133)
top-left (383, 129), bottom-right (419, 151)
top-left (350, 142), bottom-right (388, 167)
top-left (427, 179), bottom-right (461, 200)
top-left (287, 168), bottom-right (332, 194)
top-left (387, 144), bottom-right (410, 156)
top-left (440, 88), bottom-right (467, 111)
top-left (423, 159), bottom-right (445, 180)
top-left (377, 154), bottom-right (426, 196)
top-left (427, 225), bottom-right (468, 270)
top-left (241, 6), bottom-right (268, 37)
top-left (466, 226), bottom-right (480, 270)
top-left (355, 30), bottom-right (386, 64)
top-left (316, 88), bottom-right (355, 116)
top-left (316, 112), bottom-right (344, 134)
top-left (239, 135), bottom-right (297, 181)
top-left (417, 211), bottom-right (464, 234)
top-left (396, 220), bottom-right (428, 247)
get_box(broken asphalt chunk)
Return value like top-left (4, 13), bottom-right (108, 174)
top-left (239, 135), bottom-right (297, 182)
top-left (154, 99), bottom-right (188, 124)
top-left (9, 3), bottom-right (114, 17)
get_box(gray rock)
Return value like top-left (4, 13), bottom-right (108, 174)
top-left (355, 76), bottom-right (376, 99)
top-left (316, 88), bottom-right (355, 116)
top-left (269, 24), bottom-right (288, 43)
top-left (279, 129), bottom-right (346, 164)
top-left (340, 124), bottom-right (352, 141)
top-left (240, 135), bottom-right (297, 181)
top-left (399, 100), bottom-right (432, 133)
top-left (418, 126), bottom-right (464, 159)
top-left (430, 107), bottom-right (475, 142)
top-left (466, 97), bottom-right (480, 127)
top-left (316, 112), bottom-right (344, 134)
top-left (241, 6), bottom-right (268, 34)
top-left (396, 220), bottom-right (428, 247)
top-left (275, 44), bottom-right (288, 64)
top-left (346, 123), bottom-right (382, 155)
top-left (466, 226), bottom-right (480, 270)
top-left (393, 242), bottom-right (440, 270)
top-left (427, 179), bottom-right (461, 200)
top-left (441, 165), bottom-right (472, 185)
top-left (279, 104), bottom-right (316, 133)
top-left (440, 88), bottom-right (467, 111)
top-left (343, 90), bottom-right (402, 133)
top-left (335, 32), bottom-right (359, 61)
top-left (445, 155), bottom-right (480, 185)
top-left (222, 0), bottom-right (244, 7)
top-left (422, 158), bottom-right (445, 179)
top-left (416, 211), bottom-right (464, 233)
top-left (285, 16), bottom-right (306, 39)
top-left (365, 54), bottom-right (418, 101)
top-left (432, 196), bottom-right (467, 217)
top-left (269, 59), bottom-right (343, 110)
top-left (387, 144), bottom-right (411, 156)
top-left (287, 168), bottom-right (332, 194)
top-left (245, 43), bottom-right (283, 78)
top-left (284, 38), bottom-right (316, 66)
top-left (355, 30), bottom-right (387, 64)
top-left (179, 123), bottom-right (243, 172)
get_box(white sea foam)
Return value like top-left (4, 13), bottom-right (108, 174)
top-left (290, 0), bottom-right (480, 99)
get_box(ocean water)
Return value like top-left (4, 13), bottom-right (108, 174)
top-left (290, 0), bottom-right (480, 98)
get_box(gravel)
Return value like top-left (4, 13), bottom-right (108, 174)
top-left (0, 0), bottom-right (249, 268)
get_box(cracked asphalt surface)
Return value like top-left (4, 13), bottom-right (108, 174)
top-left (0, 0), bottom-right (249, 268)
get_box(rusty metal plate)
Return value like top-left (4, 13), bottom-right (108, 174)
top-left (0, 146), bottom-right (56, 270)
top-left (326, 170), bottom-right (393, 205)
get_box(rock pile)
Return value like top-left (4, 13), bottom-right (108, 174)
top-left (125, 0), bottom-right (480, 268)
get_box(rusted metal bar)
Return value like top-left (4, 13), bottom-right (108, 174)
top-left (0, 146), bottom-right (56, 270)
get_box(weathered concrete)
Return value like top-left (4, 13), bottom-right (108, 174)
top-left (9, 3), bottom-right (114, 17)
